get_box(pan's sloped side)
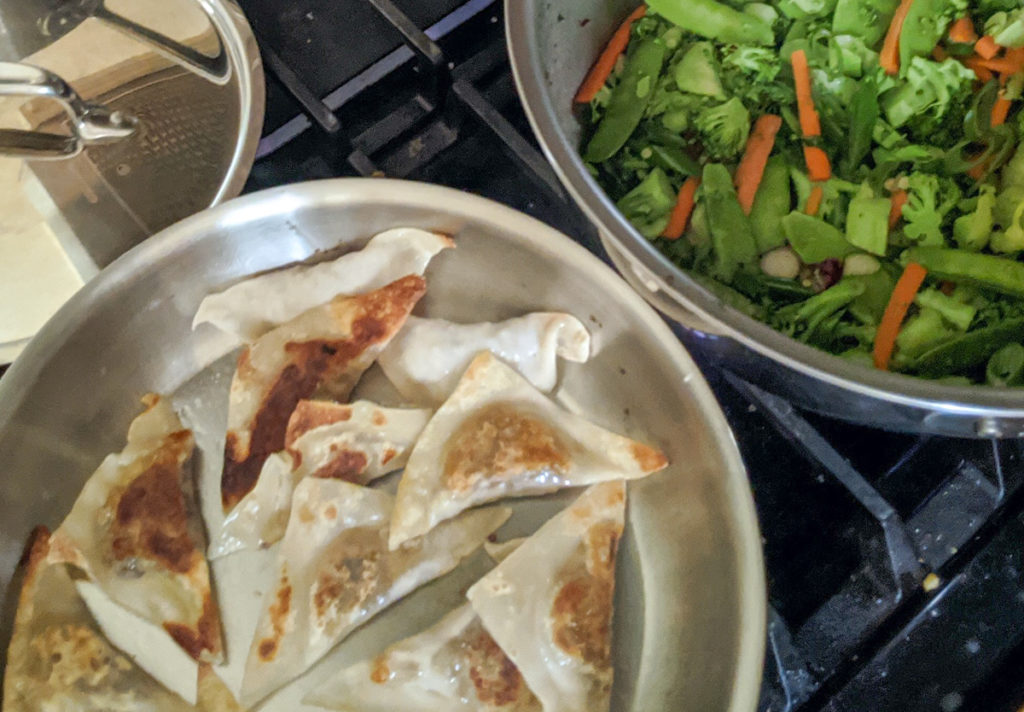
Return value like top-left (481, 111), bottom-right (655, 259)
top-left (0, 179), bottom-right (765, 712)
top-left (505, 0), bottom-right (1024, 437)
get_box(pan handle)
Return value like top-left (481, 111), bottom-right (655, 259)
top-left (0, 62), bottom-right (137, 159)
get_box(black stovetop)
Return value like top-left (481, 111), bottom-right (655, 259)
top-left (237, 1), bottom-right (1024, 709)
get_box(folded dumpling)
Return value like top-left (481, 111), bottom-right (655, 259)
top-left (304, 603), bottom-right (541, 712)
top-left (378, 313), bottom-right (590, 404)
top-left (193, 227), bottom-right (452, 343)
top-left (221, 274), bottom-right (426, 512)
top-left (240, 478), bottom-right (510, 706)
top-left (467, 482), bottom-right (626, 712)
top-left (2, 527), bottom-right (227, 712)
top-left (388, 351), bottom-right (667, 549)
top-left (47, 395), bottom-right (223, 664)
top-left (212, 399), bottom-right (431, 557)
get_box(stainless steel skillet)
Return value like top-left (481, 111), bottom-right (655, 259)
top-left (505, 0), bottom-right (1024, 437)
top-left (0, 179), bottom-right (765, 712)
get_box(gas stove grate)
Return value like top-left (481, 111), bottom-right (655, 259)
top-left (233, 1), bottom-right (1024, 709)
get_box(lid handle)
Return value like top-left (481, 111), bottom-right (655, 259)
top-left (0, 62), bottom-right (138, 160)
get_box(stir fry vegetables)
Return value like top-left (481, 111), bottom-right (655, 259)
top-left (578, 0), bottom-right (1024, 384)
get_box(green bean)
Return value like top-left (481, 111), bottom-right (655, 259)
top-left (584, 39), bottom-right (667, 163)
top-left (901, 247), bottom-right (1024, 298)
top-left (908, 319), bottom-right (1024, 377)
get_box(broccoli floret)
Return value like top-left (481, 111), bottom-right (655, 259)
top-left (953, 184), bottom-right (997, 251)
top-left (720, 47), bottom-right (796, 107)
top-left (894, 307), bottom-right (958, 362)
top-left (721, 46), bottom-right (781, 82)
top-left (881, 58), bottom-right (976, 135)
top-left (695, 97), bottom-right (751, 159)
top-left (616, 167), bottom-right (678, 238)
top-left (902, 172), bottom-right (961, 245)
top-left (654, 93), bottom-right (718, 133)
top-left (985, 9), bottom-right (1024, 48)
top-left (990, 201), bottom-right (1024, 253)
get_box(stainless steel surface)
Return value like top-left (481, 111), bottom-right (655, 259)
top-left (0, 179), bottom-right (765, 712)
top-left (1, 0), bottom-right (263, 228)
top-left (505, 0), bottom-right (1024, 437)
top-left (0, 62), bottom-right (137, 158)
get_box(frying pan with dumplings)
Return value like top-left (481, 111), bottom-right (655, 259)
top-left (0, 179), bottom-right (765, 712)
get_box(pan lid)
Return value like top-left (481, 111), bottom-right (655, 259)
top-left (0, 0), bottom-right (264, 363)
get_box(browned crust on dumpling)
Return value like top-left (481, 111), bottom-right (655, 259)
top-left (464, 627), bottom-right (528, 706)
top-left (221, 275), bottom-right (426, 510)
top-left (629, 441), bottom-right (669, 474)
top-left (110, 430), bottom-right (197, 574)
top-left (442, 403), bottom-right (571, 493)
top-left (284, 400), bottom-right (353, 448)
top-left (310, 526), bottom-right (402, 630)
top-left (256, 575), bottom-right (293, 662)
top-left (549, 519), bottom-right (622, 669)
top-left (311, 449), bottom-right (369, 482)
top-left (370, 654), bottom-right (391, 684)
top-left (164, 594), bottom-right (221, 662)
top-left (15, 526), bottom-right (51, 600)
top-left (103, 426), bottom-right (223, 661)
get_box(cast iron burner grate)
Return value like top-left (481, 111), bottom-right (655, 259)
top-left (233, 1), bottom-right (1024, 709)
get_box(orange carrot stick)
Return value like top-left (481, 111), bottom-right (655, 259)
top-left (949, 16), bottom-right (977, 44)
top-left (790, 50), bottom-right (821, 137)
top-left (963, 56), bottom-right (995, 82)
top-left (889, 190), bottom-right (908, 229)
top-left (873, 262), bottom-right (928, 370)
top-left (992, 95), bottom-right (1013, 126)
top-left (803, 146), bottom-right (832, 182)
top-left (975, 55), bottom-right (1024, 76)
top-left (932, 46), bottom-right (949, 61)
top-left (734, 114), bottom-right (783, 214)
top-left (881, 0), bottom-right (915, 75)
top-left (805, 185), bottom-right (824, 216)
top-left (574, 5), bottom-right (647, 104)
top-left (975, 35), bottom-right (1001, 61)
top-left (661, 176), bottom-right (701, 240)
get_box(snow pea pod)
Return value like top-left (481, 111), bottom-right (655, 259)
top-left (584, 38), bottom-right (667, 163)
top-left (703, 163), bottom-right (759, 280)
top-left (901, 247), bottom-right (1024, 298)
top-left (647, 0), bottom-right (775, 45)
top-left (749, 157), bottom-right (792, 254)
top-left (909, 319), bottom-right (1024, 377)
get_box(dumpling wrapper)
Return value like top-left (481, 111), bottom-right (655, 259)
top-left (468, 482), bottom-right (626, 712)
top-left (388, 351), bottom-right (666, 549)
top-left (212, 399), bottom-right (431, 557)
top-left (304, 603), bottom-right (541, 712)
top-left (240, 478), bottom-right (510, 706)
top-left (2, 528), bottom-right (239, 712)
top-left (483, 537), bottom-right (527, 565)
top-left (47, 394), bottom-right (223, 664)
top-left (221, 274), bottom-right (426, 512)
top-left (193, 227), bottom-right (452, 343)
top-left (378, 313), bottom-right (590, 405)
